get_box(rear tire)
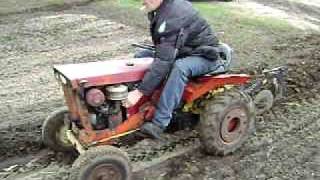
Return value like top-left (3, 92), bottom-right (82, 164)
top-left (42, 107), bottom-right (74, 152)
top-left (199, 90), bottom-right (255, 155)
top-left (70, 146), bottom-right (132, 180)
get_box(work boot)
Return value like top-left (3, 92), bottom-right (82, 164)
top-left (140, 122), bottom-right (164, 140)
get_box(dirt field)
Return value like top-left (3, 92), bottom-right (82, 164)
top-left (0, 0), bottom-right (319, 179)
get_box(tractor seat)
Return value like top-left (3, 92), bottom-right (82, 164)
top-left (206, 43), bottom-right (233, 76)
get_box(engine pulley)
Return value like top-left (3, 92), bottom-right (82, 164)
top-left (86, 88), bottom-right (106, 107)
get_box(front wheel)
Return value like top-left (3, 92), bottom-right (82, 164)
top-left (42, 107), bottom-right (74, 152)
top-left (69, 145), bottom-right (132, 180)
top-left (199, 90), bottom-right (255, 155)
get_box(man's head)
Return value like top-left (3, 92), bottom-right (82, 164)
top-left (142, 0), bottom-right (163, 12)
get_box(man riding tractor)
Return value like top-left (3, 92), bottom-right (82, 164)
top-left (124, 0), bottom-right (228, 139)
top-left (41, 0), bottom-right (286, 179)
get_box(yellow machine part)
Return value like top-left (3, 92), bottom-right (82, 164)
top-left (182, 85), bottom-right (234, 114)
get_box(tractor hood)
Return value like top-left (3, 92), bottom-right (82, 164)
top-left (53, 58), bottom-right (154, 89)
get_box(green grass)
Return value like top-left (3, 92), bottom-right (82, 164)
top-left (194, 2), bottom-right (293, 33)
top-left (118, 0), bottom-right (141, 8)
top-left (95, 0), bottom-right (148, 29)
top-left (116, 0), bottom-right (293, 32)
top-left (48, 0), bottom-right (66, 6)
top-left (0, 36), bottom-right (16, 43)
top-left (193, 2), bottom-right (299, 68)
top-left (110, 0), bottom-right (299, 68)
top-left (0, 0), bottom-right (89, 14)
top-left (1, 0), bottom-right (297, 68)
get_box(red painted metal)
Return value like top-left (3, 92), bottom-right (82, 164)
top-left (76, 94), bottom-right (94, 131)
top-left (55, 58), bottom-right (252, 146)
top-left (54, 58), bottom-right (154, 89)
top-left (228, 118), bottom-right (240, 133)
top-left (62, 84), bottom-right (79, 121)
top-left (77, 73), bottom-right (251, 144)
top-left (183, 74), bottom-right (251, 103)
top-left (79, 104), bottom-right (150, 144)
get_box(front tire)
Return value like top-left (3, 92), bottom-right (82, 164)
top-left (70, 146), bottom-right (132, 180)
top-left (199, 90), bottom-right (255, 155)
top-left (42, 107), bottom-right (74, 152)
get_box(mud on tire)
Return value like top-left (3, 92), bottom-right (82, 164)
top-left (70, 145), bottom-right (132, 180)
top-left (42, 106), bottom-right (74, 152)
top-left (199, 90), bottom-right (255, 156)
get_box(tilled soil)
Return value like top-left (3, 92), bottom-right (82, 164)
top-left (1, 33), bottom-right (319, 180)
top-left (0, 10), bottom-right (147, 159)
top-left (0, 1), bottom-right (319, 180)
top-left (274, 34), bottom-right (320, 101)
top-left (165, 101), bottom-right (320, 180)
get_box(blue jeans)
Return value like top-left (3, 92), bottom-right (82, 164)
top-left (135, 50), bottom-right (224, 129)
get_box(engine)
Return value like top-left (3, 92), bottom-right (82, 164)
top-left (85, 84), bottom-right (128, 130)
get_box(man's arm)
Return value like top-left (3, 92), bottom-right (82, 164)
top-left (123, 33), bottom-right (179, 108)
top-left (138, 32), bottom-right (180, 96)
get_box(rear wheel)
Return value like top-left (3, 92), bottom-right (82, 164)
top-left (199, 90), bottom-right (255, 155)
top-left (42, 107), bottom-right (74, 152)
top-left (70, 146), bottom-right (132, 180)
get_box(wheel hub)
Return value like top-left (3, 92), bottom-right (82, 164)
top-left (56, 124), bottom-right (69, 145)
top-left (55, 114), bottom-right (70, 145)
top-left (88, 164), bottom-right (122, 180)
top-left (220, 107), bottom-right (248, 144)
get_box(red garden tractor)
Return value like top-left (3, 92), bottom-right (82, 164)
top-left (42, 43), bottom-right (286, 180)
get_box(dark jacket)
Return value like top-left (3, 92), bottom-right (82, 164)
top-left (139, 0), bottom-right (219, 95)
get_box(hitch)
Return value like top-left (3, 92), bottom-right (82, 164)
top-left (244, 66), bottom-right (288, 100)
